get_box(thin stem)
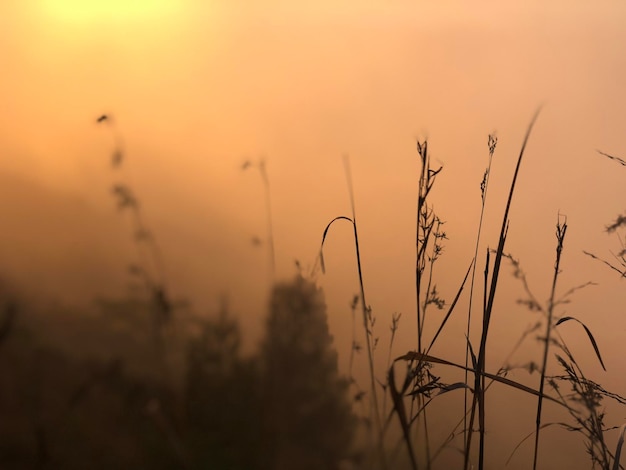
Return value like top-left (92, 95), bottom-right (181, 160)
top-left (343, 156), bottom-right (387, 469)
top-left (464, 134), bottom-right (496, 448)
top-left (533, 216), bottom-right (567, 469)
top-left (474, 107), bottom-right (542, 470)
top-left (259, 160), bottom-right (276, 278)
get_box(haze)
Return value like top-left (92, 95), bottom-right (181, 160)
top-left (1, 1), bottom-right (626, 468)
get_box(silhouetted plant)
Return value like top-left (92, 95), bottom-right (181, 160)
top-left (261, 275), bottom-right (357, 470)
top-left (584, 150), bottom-right (626, 278)
top-left (319, 156), bottom-right (386, 467)
top-left (184, 303), bottom-right (263, 469)
top-left (97, 114), bottom-right (174, 377)
top-left (5, 108), bottom-right (626, 470)
top-left (242, 157), bottom-right (276, 277)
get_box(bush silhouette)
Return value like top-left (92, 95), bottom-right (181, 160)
top-left (261, 275), bottom-right (356, 470)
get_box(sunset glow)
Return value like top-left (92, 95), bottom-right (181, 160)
top-left (1, 2), bottom-right (626, 469)
top-left (39, 0), bottom-right (181, 24)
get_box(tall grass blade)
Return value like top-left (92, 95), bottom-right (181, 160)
top-left (474, 107), bottom-right (543, 470)
top-left (533, 215), bottom-right (567, 470)
top-left (612, 423), bottom-right (626, 470)
top-left (464, 133), bottom-right (497, 457)
top-left (318, 157), bottom-right (386, 468)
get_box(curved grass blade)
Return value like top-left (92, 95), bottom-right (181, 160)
top-left (397, 351), bottom-right (565, 407)
top-left (556, 316), bottom-right (607, 371)
top-left (318, 216), bottom-right (353, 273)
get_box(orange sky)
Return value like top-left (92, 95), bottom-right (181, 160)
top-left (1, 2), bottom-right (626, 467)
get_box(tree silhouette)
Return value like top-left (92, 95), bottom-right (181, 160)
top-left (261, 275), bottom-right (356, 470)
top-left (184, 306), bottom-right (262, 469)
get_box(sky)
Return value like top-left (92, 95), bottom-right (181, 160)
top-left (1, 1), bottom-right (626, 468)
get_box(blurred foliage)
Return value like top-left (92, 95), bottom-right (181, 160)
top-left (262, 275), bottom-right (357, 470)
top-left (0, 275), bottom-right (356, 469)
top-left (184, 302), bottom-right (263, 470)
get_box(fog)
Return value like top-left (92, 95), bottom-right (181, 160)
top-left (1, 1), bottom-right (626, 468)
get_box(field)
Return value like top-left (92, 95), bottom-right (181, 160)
top-left (1, 109), bottom-right (625, 469)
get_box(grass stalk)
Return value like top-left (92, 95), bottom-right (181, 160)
top-left (467, 107), bottom-right (542, 470)
top-left (259, 160), bottom-right (276, 277)
top-left (464, 248), bottom-right (490, 470)
top-left (383, 312), bottom-right (402, 418)
top-left (318, 156), bottom-right (387, 469)
top-left (464, 134), bottom-right (497, 447)
top-left (343, 156), bottom-right (386, 469)
top-left (242, 158), bottom-right (276, 278)
top-left (414, 140), bottom-right (444, 469)
top-left (416, 140), bottom-right (442, 354)
top-left (532, 215), bottom-right (567, 469)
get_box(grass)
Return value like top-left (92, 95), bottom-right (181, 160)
top-left (318, 109), bottom-right (626, 469)
top-left (319, 155), bottom-right (387, 469)
top-left (242, 157), bottom-right (276, 278)
top-left (96, 115), bottom-right (182, 380)
top-left (1, 110), bottom-right (625, 469)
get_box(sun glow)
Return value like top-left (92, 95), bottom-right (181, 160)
top-left (39, 0), bottom-right (181, 25)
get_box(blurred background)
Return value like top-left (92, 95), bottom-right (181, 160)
top-left (1, 1), bottom-right (626, 468)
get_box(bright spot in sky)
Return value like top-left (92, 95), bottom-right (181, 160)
top-left (38, 0), bottom-right (182, 24)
